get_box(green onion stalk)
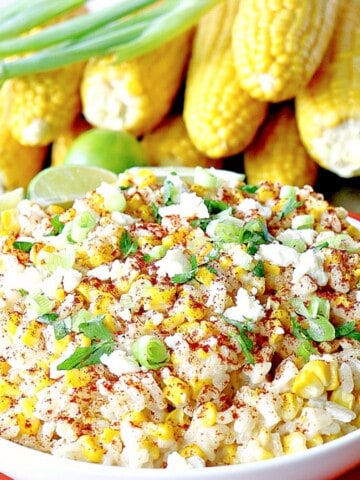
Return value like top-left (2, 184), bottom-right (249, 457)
top-left (0, 0), bottom-right (221, 81)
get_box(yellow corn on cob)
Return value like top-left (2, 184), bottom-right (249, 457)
top-left (244, 103), bottom-right (318, 186)
top-left (1, 7), bottom-right (86, 147)
top-left (295, 0), bottom-right (360, 178)
top-left (183, 0), bottom-right (268, 158)
top-left (141, 115), bottom-right (222, 169)
top-left (81, 31), bottom-right (193, 137)
top-left (232, 0), bottom-right (340, 102)
top-left (51, 115), bottom-right (92, 166)
top-left (0, 91), bottom-right (47, 190)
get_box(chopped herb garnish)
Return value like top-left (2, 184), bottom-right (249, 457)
top-left (252, 260), bottom-right (265, 277)
top-left (132, 335), bottom-right (170, 370)
top-left (38, 312), bottom-right (59, 324)
top-left (290, 296), bottom-right (335, 342)
top-left (151, 203), bottom-right (161, 224)
top-left (297, 339), bottom-right (317, 362)
top-left (163, 173), bottom-right (181, 206)
top-left (54, 316), bottom-right (72, 340)
top-left (18, 288), bottom-right (28, 297)
top-left (221, 315), bottom-right (254, 365)
top-left (204, 199), bottom-right (231, 215)
top-left (46, 214), bottom-right (65, 236)
top-left (313, 241), bottom-right (329, 251)
top-left (13, 240), bottom-right (34, 252)
top-left (238, 218), bottom-right (273, 254)
top-left (57, 316), bottom-right (115, 370)
top-left (120, 230), bottom-right (138, 258)
top-left (239, 184), bottom-right (259, 194)
top-left (277, 197), bottom-right (303, 219)
top-left (335, 322), bottom-right (360, 341)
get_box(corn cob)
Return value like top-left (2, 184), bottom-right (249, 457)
top-left (183, 0), bottom-right (268, 158)
top-left (295, 0), bottom-right (360, 178)
top-left (232, 0), bottom-right (340, 102)
top-left (0, 90), bottom-right (47, 190)
top-left (141, 114), bottom-right (222, 169)
top-left (80, 30), bottom-right (193, 137)
top-left (1, 9), bottom-right (86, 147)
top-left (51, 115), bottom-right (92, 167)
top-left (244, 103), bottom-right (318, 187)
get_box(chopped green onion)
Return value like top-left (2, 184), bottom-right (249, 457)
top-left (0, 0), bottom-right (86, 41)
top-left (101, 188), bottom-right (126, 213)
top-left (131, 335), bottom-right (170, 370)
top-left (70, 211), bottom-right (97, 242)
top-left (143, 244), bottom-right (167, 262)
top-left (277, 197), bottom-right (303, 219)
top-left (26, 293), bottom-right (54, 316)
top-left (40, 248), bottom-right (76, 273)
top-left (281, 239), bottom-right (307, 253)
top-left (290, 296), bottom-right (335, 342)
top-left (239, 184), bottom-right (259, 194)
top-left (291, 214), bottom-right (314, 230)
top-left (193, 167), bottom-right (217, 189)
top-left (0, 0), bottom-right (221, 81)
top-left (279, 185), bottom-right (297, 199)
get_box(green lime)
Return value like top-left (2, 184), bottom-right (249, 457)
top-left (63, 128), bottom-right (149, 173)
top-left (0, 187), bottom-right (25, 211)
top-left (27, 165), bottom-right (118, 207)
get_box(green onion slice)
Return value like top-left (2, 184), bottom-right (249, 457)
top-left (132, 335), bottom-right (170, 370)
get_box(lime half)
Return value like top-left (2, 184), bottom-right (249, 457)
top-left (0, 187), bottom-right (25, 212)
top-left (27, 165), bottom-right (118, 207)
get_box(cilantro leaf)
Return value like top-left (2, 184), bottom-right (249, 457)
top-left (120, 231), bottom-right (138, 258)
top-left (78, 316), bottom-right (113, 341)
top-left (252, 260), bottom-right (265, 277)
top-left (221, 315), bottom-right (254, 365)
top-left (239, 184), bottom-right (259, 194)
top-left (46, 215), bottom-right (65, 236)
top-left (204, 199), bottom-right (231, 215)
top-left (13, 240), bottom-right (34, 252)
top-left (151, 203), bottom-right (161, 224)
top-left (277, 197), bottom-right (303, 219)
top-left (38, 312), bottom-right (59, 324)
top-left (171, 255), bottom-right (198, 284)
top-left (335, 322), bottom-right (360, 341)
top-left (56, 341), bottom-right (114, 370)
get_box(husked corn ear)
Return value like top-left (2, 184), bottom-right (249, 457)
top-left (141, 115), bottom-right (222, 169)
top-left (2, 64), bottom-right (84, 147)
top-left (81, 31), bottom-right (193, 136)
top-left (296, 0), bottom-right (360, 178)
top-left (183, 0), bottom-right (268, 158)
top-left (0, 92), bottom-right (47, 190)
top-left (51, 115), bottom-right (92, 166)
top-left (244, 103), bottom-right (318, 187)
top-left (232, 0), bottom-right (339, 102)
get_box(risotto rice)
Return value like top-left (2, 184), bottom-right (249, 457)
top-left (0, 167), bottom-right (359, 469)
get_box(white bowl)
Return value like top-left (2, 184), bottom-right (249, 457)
top-left (1, 168), bottom-right (359, 480)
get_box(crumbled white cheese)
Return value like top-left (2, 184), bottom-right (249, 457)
top-left (205, 280), bottom-right (227, 313)
top-left (256, 243), bottom-right (300, 267)
top-left (111, 211), bottom-right (137, 226)
top-left (166, 452), bottom-right (205, 470)
top-left (236, 198), bottom-right (272, 219)
top-left (293, 250), bottom-right (328, 286)
top-left (277, 228), bottom-right (316, 246)
top-left (155, 248), bottom-right (191, 278)
top-left (223, 287), bottom-right (264, 322)
top-left (101, 349), bottom-right (141, 376)
top-left (158, 192), bottom-right (209, 219)
top-left (87, 264), bottom-right (111, 280)
top-left (228, 245), bottom-right (254, 270)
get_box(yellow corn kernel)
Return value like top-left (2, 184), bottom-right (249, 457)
top-left (323, 431), bottom-right (344, 443)
top-left (219, 255), bottom-right (233, 271)
top-left (0, 379), bottom-right (19, 397)
top-left (79, 435), bottom-right (104, 463)
top-left (252, 445), bottom-right (274, 461)
top-left (101, 427), bottom-right (120, 444)
top-left (296, 0), bottom-right (360, 178)
top-left (141, 115), bottom-right (220, 169)
top-left (270, 308), bottom-right (291, 330)
top-left (218, 444), bottom-right (238, 464)
top-left (65, 369), bottom-right (92, 388)
top-left (197, 348), bottom-right (211, 360)
top-left (146, 422), bottom-right (174, 442)
top-left (146, 286), bottom-right (177, 312)
top-left (0, 396), bottom-right (11, 413)
top-left (184, 0), bottom-right (267, 158)
top-left (189, 378), bottom-right (212, 400)
top-left (131, 169), bottom-right (157, 188)
top-left (54, 288), bottom-right (66, 303)
top-left (307, 434), bottom-right (324, 448)
top-left (80, 334), bottom-right (92, 348)
top-left (197, 402), bottom-right (218, 427)
top-left (292, 371), bottom-right (326, 399)
top-left (16, 412), bottom-right (41, 436)
top-left (179, 296), bottom-right (207, 321)
top-left (81, 31), bottom-right (193, 136)
top-left (53, 334), bottom-right (71, 355)
top-left (0, 361), bottom-right (10, 375)
top-left (280, 393), bottom-right (303, 422)
top-left (6, 311), bottom-right (22, 338)
top-left (178, 320), bottom-right (218, 342)
top-left (244, 103), bottom-right (318, 187)
top-left (45, 204), bottom-right (65, 215)
top-left (141, 439), bottom-right (160, 460)
top-left (330, 389), bottom-right (355, 411)
top-left (162, 227), bottom-right (188, 249)
top-left (21, 320), bottom-right (43, 347)
top-left (0, 209), bottom-right (20, 234)
top-left (163, 376), bottom-right (191, 407)
top-left (232, 0), bottom-right (339, 102)
top-left (165, 408), bottom-right (190, 429)
top-left (195, 266), bottom-right (216, 287)
top-left (180, 443), bottom-right (207, 461)
top-left (122, 409), bottom-right (150, 426)
top-left (256, 186), bottom-right (276, 202)
top-left (282, 432), bottom-right (308, 455)
top-left (19, 396), bottom-right (37, 417)
top-left (162, 313), bottom-right (186, 331)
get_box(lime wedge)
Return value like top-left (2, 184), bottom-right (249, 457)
top-left (0, 187), bottom-right (25, 212)
top-left (27, 165), bottom-right (118, 207)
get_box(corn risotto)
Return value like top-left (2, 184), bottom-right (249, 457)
top-left (0, 167), bottom-right (359, 469)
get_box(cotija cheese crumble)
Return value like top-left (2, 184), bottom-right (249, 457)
top-left (0, 167), bottom-right (359, 469)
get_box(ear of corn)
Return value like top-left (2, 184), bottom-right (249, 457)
top-left (232, 0), bottom-right (340, 102)
top-left (80, 30), bottom-right (193, 137)
top-left (50, 115), bottom-right (92, 167)
top-left (244, 103), bottom-right (318, 187)
top-left (141, 114), bottom-right (222, 169)
top-left (183, 0), bottom-right (268, 159)
top-left (295, 0), bottom-right (360, 178)
top-left (0, 90), bottom-right (47, 190)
